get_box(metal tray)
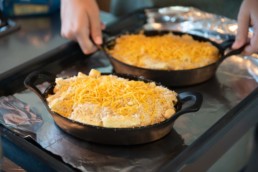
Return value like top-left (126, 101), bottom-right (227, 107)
top-left (1, 9), bottom-right (258, 172)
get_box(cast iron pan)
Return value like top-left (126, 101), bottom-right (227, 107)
top-left (103, 30), bottom-right (245, 87)
top-left (24, 71), bottom-right (202, 145)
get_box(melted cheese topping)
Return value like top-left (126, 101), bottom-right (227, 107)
top-left (107, 33), bottom-right (220, 70)
top-left (46, 69), bottom-right (178, 128)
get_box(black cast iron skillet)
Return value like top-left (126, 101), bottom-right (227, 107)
top-left (103, 30), bottom-right (245, 87)
top-left (24, 71), bottom-right (202, 145)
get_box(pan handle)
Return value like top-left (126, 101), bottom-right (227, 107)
top-left (219, 37), bottom-right (235, 51)
top-left (94, 31), bottom-right (113, 52)
top-left (221, 44), bottom-right (246, 59)
top-left (218, 38), bottom-right (246, 62)
top-left (174, 91), bottom-right (203, 118)
top-left (24, 71), bottom-right (56, 102)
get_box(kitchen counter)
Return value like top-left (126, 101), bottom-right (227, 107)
top-left (0, 11), bottom-right (116, 74)
top-left (0, 13), bottom-right (65, 74)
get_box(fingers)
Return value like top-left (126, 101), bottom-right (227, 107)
top-left (232, 1), bottom-right (250, 50)
top-left (77, 32), bottom-right (98, 54)
top-left (245, 26), bottom-right (258, 54)
top-left (60, 0), bottom-right (102, 55)
top-left (87, 0), bottom-right (103, 45)
top-left (245, 0), bottom-right (258, 55)
top-left (75, 14), bottom-right (97, 54)
top-left (232, 0), bottom-right (258, 55)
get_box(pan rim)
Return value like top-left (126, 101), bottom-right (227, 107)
top-left (107, 53), bottom-right (220, 72)
top-left (44, 73), bottom-right (183, 131)
top-left (103, 30), bottom-right (223, 72)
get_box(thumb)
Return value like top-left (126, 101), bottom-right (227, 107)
top-left (232, 4), bottom-right (250, 49)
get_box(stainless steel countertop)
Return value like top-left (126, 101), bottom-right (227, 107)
top-left (0, 13), bottom-right (66, 74)
top-left (0, 11), bottom-right (116, 75)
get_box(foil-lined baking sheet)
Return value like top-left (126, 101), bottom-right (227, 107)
top-left (144, 6), bottom-right (253, 43)
top-left (1, 6), bottom-right (258, 172)
top-left (0, 95), bottom-right (43, 139)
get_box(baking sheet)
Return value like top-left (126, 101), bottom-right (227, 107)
top-left (6, 51), bottom-right (257, 171)
top-left (1, 6), bottom-right (258, 171)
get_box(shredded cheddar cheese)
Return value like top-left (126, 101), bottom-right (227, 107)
top-left (47, 69), bottom-right (178, 128)
top-left (107, 33), bottom-right (220, 70)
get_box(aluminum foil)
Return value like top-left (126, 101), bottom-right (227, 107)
top-left (0, 95), bottom-right (43, 139)
top-left (144, 6), bottom-right (253, 43)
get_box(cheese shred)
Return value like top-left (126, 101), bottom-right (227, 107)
top-left (107, 32), bottom-right (220, 70)
top-left (47, 69), bottom-right (178, 128)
